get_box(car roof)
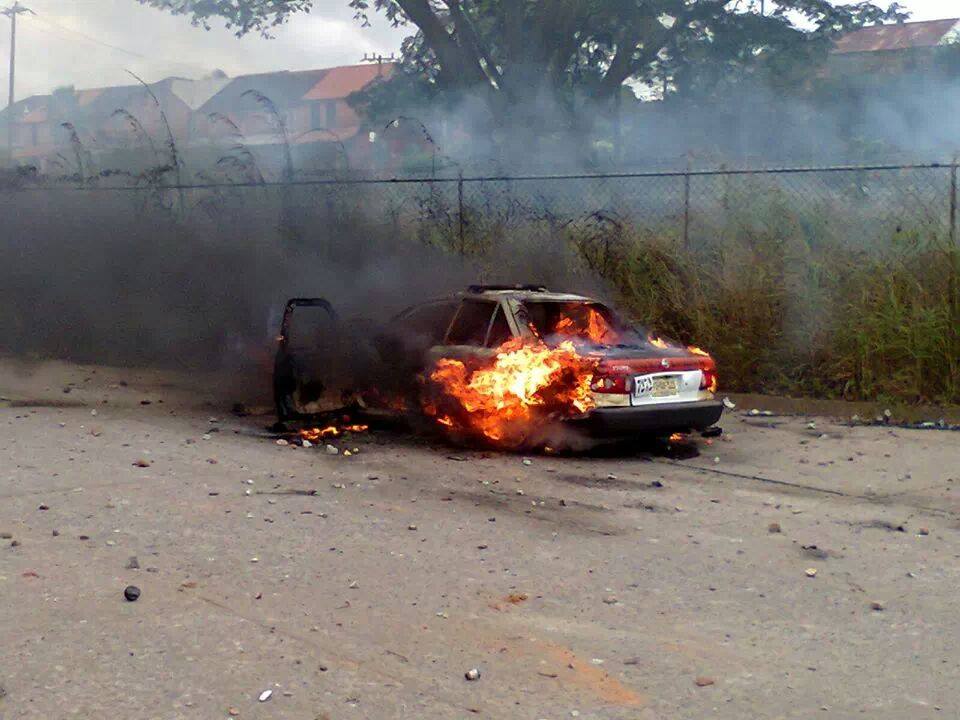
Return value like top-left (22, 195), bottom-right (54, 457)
top-left (462, 289), bottom-right (596, 303)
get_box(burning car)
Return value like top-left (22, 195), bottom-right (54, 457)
top-left (274, 286), bottom-right (722, 448)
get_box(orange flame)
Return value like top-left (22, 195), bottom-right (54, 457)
top-left (426, 338), bottom-right (598, 444)
top-left (687, 345), bottom-right (710, 357)
top-left (648, 335), bottom-right (670, 350)
top-left (299, 424), bottom-right (369, 442)
top-left (554, 307), bottom-right (618, 345)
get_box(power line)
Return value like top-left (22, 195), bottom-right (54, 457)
top-left (26, 12), bottom-right (145, 59)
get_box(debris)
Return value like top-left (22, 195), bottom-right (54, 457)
top-left (918, 528), bottom-right (930, 536)
top-left (125, 556), bottom-right (140, 570)
top-left (228, 709), bottom-right (239, 717)
top-left (332, 483), bottom-right (346, 490)
top-left (10, 540), bottom-right (20, 548)
top-left (713, 457), bottom-right (720, 464)
top-left (349, 580), bottom-right (359, 589)
top-left (38, 504), bottom-right (49, 511)
top-left (250, 557), bottom-right (259, 563)
top-left (343, 450), bottom-right (353, 457)
top-left (695, 677), bottom-right (715, 687)
top-left (258, 690), bottom-right (273, 702)
top-left (301, 439), bottom-right (313, 448)
top-left (749, 409), bottom-right (760, 416)
top-left (805, 568), bottom-right (818, 578)
top-left (464, 668), bottom-right (481, 681)
top-left (768, 522), bottom-right (782, 534)
top-left (603, 596), bottom-right (618, 605)
top-left (522, 458), bottom-right (533, 466)
top-left (123, 585), bottom-right (141, 602)
top-left (801, 545), bottom-right (830, 560)
top-left (408, 524), bottom-right (418, 531)
top-left (0, 532), bottom-right (11, 540)
top-left (722, 397), bottom-right (736, 410)
top-left (325, 445), bottom-right (339, 455)
top-left (870, 601), bottom-right (885, 612)
top-left (623, 657), bottom-right (642, 666)
top-left (275, 439), bottom-right (289, 446)
top-left (132, 459), bottom-right (151, 468)
top-left (447, 455), bottom-right (467, 462)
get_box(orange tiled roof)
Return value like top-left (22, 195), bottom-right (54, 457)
top-left (303, 63), bottom-right (396, 101)
top-left (833, 18), bottom-right (959, 54)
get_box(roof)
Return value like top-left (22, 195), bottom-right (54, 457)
top-left (199, 69), bottom-right (329, 115)
top-left (833, 18), bottom-right (960, 54)
top-left (464, 287), bottom-right (594, 303)
top-left (303, 63), bottom-right (395, 101)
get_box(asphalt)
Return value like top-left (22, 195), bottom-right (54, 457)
top-left (2, 359), bottom-right (959, 720)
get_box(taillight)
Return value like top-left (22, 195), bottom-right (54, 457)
top-left (590, 374), bottom-right (630, 393)
top-left (700, 367), bottom-right (718, 393)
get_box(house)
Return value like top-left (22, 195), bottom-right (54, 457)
top-left (830, 18), bottom-right (960, 75)
top-left (0, 62), bottom-right (398, 173)
top-left (0, 74), bottom-right (230, 172)
top-left (195, 62), bottom-right (396, 173)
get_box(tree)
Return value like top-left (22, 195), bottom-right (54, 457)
top-left (139, 0), bottom-right (907, 153)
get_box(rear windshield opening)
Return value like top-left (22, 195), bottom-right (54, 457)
top-left (521, 301), bottom-right (631, 346)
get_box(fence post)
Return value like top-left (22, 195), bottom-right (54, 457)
top-left (682, 157), bottom-right (691, 250)
top-left (458, 171), bottom-right (465, 255)
top-left (950, 157), bottom-right (958, 246)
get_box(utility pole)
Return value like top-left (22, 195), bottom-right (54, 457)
top-left (2, 2), bottom-right (32, 161)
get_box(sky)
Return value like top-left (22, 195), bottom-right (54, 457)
top-left (0, 0), bottom-right (956, 107)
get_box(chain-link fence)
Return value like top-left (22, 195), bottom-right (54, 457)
top-left (2, 161), bottom-right (956, 257)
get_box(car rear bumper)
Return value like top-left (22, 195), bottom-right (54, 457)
top-left (567, 400), bottom-right (724, 436)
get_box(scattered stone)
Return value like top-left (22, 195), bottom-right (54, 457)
top-left (228, 709), bottom-right (239, 717)
top-left (722, 397), bottom-right (736, 410)
top-left (332, 483), bottom-right (346, 490)
top-left (801, 545), bottom-right (830, 560)
top-left (447, 455), bottom-right (467, 462)
top-left (408, 524), bottom-right (418, 531)
top-left (302, 439), bottom-right (313, 448)
top-left (870, 601), bottom-right (885, 612)
top-left (349, 580), bottom-right (359, 589)
top-left (0, 532), bottom-right (11, 540)
top-left (522, 458), bottom-right (533, 466)
top-left (132, 459), bottom-right (151, 468)
top-left (623, 657), bottom-right (642, 666)
top-left (918, 528), bottom-right (930, 536)
top-left (258, 690), bottom-right (273, 703)
top-left (603, 596), bottom-right (618, 605)
top-left (38, 504), bottom-right (49, 511)
top-left (805, 568), bottom-right (818, 578)
top-left (125, 556), bottom-right (140, 570)
top-left (464, 668), bottom-right (481, 681)
top-left (275, 439), bottom-right (289, 446)
top-left (123, 585), bottom-right (141, 602)
top-left (10, 540), bottom-right (20, 548)
top-left (713, 457), bottom-right (720, 464)
top-left (695, 677), bottom-right (715, 687)
top-left (768, 522), bottom-right (782, 534)
top-left (51, 530), bottom-right (59, 537)
top-left (343, 450), bottom-right (353, 457)
top-left (325, 445), bottom-right (339, 455)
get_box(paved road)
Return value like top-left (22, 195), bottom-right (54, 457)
top-left (1, 359), bottom-right (959, 719)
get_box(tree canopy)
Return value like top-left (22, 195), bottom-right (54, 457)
top-left (139, 0), bottom-right (908, 158)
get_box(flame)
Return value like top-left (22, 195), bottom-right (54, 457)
top-left (688, 345), bottom-right (710, 357)
top-left (299, 424), bottom-right (369, 442)
top-left (647, 335), bottom-right (670, 350)
top-left (425, 338), bottom-right (598, 444)
top-left (669, 432), bottom-right (686, 443)
top-left (554, 307), bottom-right (619, 345)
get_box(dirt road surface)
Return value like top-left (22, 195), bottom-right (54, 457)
top-left (2, 359), bottom-right (959, 719)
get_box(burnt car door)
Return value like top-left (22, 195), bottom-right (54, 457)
top-left (273, 298), bottom-right (342, 420)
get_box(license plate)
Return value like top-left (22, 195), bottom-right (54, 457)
top-left (634, 375), bottom-right (679, 399)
